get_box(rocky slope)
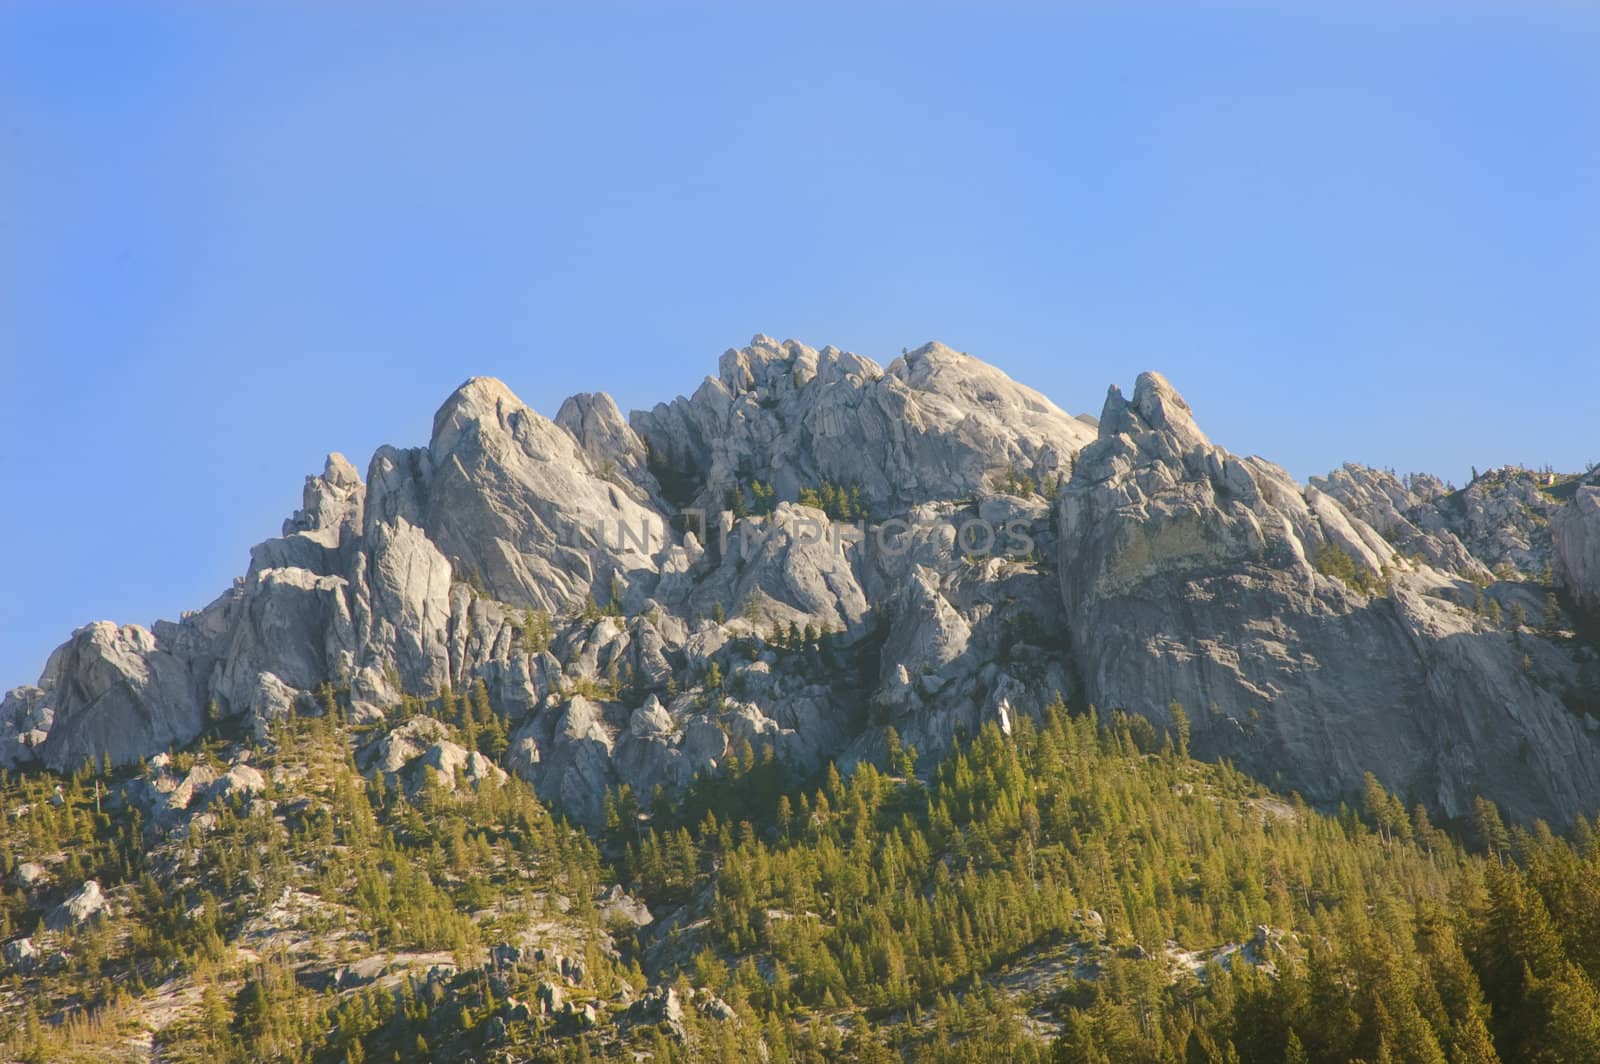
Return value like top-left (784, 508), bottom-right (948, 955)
top-left (1311, 461), bottom-right (1580, 582)
top-left (4, 337), bottom-right (1599, 830)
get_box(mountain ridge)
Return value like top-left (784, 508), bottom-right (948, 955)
top-left (5, 336), bottom-right (1600, 831)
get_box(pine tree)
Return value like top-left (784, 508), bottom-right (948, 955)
top-left (1169, 700), bottom-right (1191, 758)
top-left (523, 609), bottom-right (553, 654)
top-left (1543, 592), bottom-right (1563, 637)
top-left (1475, 796), bottom-right (1512, 859)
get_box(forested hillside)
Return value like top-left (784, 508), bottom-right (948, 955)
top-left (7, 693), bottom-right (1600, 1062)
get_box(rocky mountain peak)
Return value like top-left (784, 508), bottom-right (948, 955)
top-left (633, 337), bottom-right (1093, 513)
top-left (885, 340), bottom-right (1076, 424)
top-left (1095, 370), bottom-right (1211, 457)
top-left (281, 452), bottom-right (364, 543)
top-left (897, 340), bottom-right (963, 367)
top-left (430, 375), bottom-right (529, 462)
top-left (322, 451), bottom-right (361, 488)
top-left (715, 335), bottom-right (881, 397)
top-left (554, 391), bottom-right (632, 458)
top-left (418, 379), bottom-right (666, 612)
top-left (1131, 371), bottom-right (1208, 446)
top-left (555, 391), bottom-right (656, 500)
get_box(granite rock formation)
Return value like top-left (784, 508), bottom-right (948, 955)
top-left (6, 340), bottom-right (1599, 828)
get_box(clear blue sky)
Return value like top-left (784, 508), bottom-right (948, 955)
top-left (2, 2), bottom-right (1598, 689)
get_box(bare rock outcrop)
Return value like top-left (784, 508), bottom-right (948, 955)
top-left (680, 503), bottom-right (870, 636)
top-left (555, 391), bottom-right (661, 503)
top-left (46, 880), bottom-right (108, 931)
top-left (632, 336), bottom-right (1094, 514)
top-left (1310, 464), bottom-right (1487, 578)
top-left (1556, 484), bottom-right (1600, 624)
top-left (1315, 463), bottom-right (1573, 582)
top-left (1447, 468), bottom-right (1569, 578)
top-left (422, 377), bottom-right (668, 613)
top-left (34, 623), bottom-right (205, 773)
top-left (0, 685), bottom-right (51, 768)
top-left (2, 937), bottom-right (39, 973)
top-left (1059, 373), bottom-right (1600, 825)
top-left (507, 695), bottom-right (622, 827)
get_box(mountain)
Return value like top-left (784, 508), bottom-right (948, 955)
top-left (5, 337), bottom-right (1599, 827)
top-left (6, 336), bottom-right (1600, 1062)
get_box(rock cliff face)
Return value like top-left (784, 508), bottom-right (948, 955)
top-left (5, 339), bottom-right (1599, 827)
top-left (33, 623), bottom-right (206, 774)
top-left (1059, 374), bottom-right (1600, 824)
top-left (422, 378), bottom-right (668, 611)
top-left (1555, 482), bottom-right (1600, 625)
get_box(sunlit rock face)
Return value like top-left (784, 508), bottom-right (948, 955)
top-left (1058, 373), bottom-right (1600, 825)
top-left (630, 336), bottom-right (1096, 514)
top-left (1556, 483), bottom-right (1600, 625)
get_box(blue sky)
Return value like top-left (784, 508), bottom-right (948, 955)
top-left (2, 2), bottom-right (1598, 688)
